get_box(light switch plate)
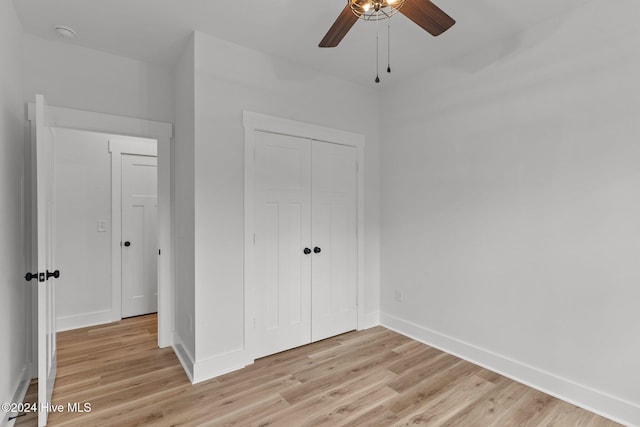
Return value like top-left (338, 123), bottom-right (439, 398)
top-left (97, 220), bottom-right (107, 232)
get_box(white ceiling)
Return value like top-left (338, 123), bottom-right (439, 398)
top-left (14, 0), bottom-right (593, 88)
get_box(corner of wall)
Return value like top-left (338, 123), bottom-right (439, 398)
top-left (172, 332), bottom-right (195, 383)
top-left (359, 311), bottom-right (380, 330)
top-left (192, 349), bottom-right (253, 384)
top-left (172, 32), bottom-right (196, 362)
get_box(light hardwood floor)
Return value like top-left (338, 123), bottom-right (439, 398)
top-left (15, 314), bottom-right (620, 426)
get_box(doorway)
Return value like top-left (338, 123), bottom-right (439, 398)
top-left (26, 103), bottom-right (173, 350)
top-left (51, 129), bottom-right (160, 330)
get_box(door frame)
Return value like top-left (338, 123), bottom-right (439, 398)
top-left (242, 111), bottom-right (365, 360)
top-left (109, 140), bottom-right (158, 321)
top-left (27, 104), bottom-right (174, 348)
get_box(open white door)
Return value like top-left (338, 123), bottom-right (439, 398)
top-left (34, 94), bottom-right (58, 426)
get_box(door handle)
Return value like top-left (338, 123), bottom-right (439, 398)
top-left (314, 247), bottom-right (321, 254)
top-left (25, 272), bottom-right (46, 282)
top-left (303, 248), bottom-right (311, 255)
top-left (46, 270), bottom-right (60, 280)
top-left (123, 241), bottom-right (131, 247)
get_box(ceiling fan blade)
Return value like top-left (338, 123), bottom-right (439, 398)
top-left (319, 5), bottom-right (359, 47)
top-left (399, 0), bottom-right (455, 37)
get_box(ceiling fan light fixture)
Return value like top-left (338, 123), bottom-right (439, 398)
top-left (350, 0), bottom-right (405, 21)
top-left (319, 0), bottom-right (455, 51)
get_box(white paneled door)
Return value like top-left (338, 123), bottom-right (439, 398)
top-left (33, 94), bottom-right (58, 427)
top-left (252, 130), bottom-right (357, 358)
top-left (121, 154), bottom-right (158, 318)
top-left (311, 142), bottom-right (358, 342)
top-left (253, 132), bottom-right (312, 357)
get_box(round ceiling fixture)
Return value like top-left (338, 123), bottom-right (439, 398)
top-left (350, 0), bottom-right (405, 21)
top-left (54, 25), bottom-right (77, 39)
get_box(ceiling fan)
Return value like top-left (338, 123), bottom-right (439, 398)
top-left (319, 0), bottom-right (455, 48)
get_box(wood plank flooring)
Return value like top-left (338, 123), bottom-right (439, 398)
top-left (15, 315), bottom-right (620, 426)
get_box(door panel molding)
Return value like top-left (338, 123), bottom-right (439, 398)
top-left (243, 111), bottom-right (365, 361)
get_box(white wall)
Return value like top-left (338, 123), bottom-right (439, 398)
top-left (173, 35), bottom-right (196, 368)
top-left (23, 34), bottom-right (174, 123)
top-left (0, 0), bottom-right (27, 423)
top-left (380, 1), bottom-right (640, 424)
top-left (54, 128), bottom-right (111, 330)
top-left (189, 32), bottom-right (381, 379)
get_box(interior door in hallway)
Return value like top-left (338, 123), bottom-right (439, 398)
top-left (253, 132), bottom-right (312, 358)
top-left (311, 142), bottom-right (358, 342)
top-left (121, 154), bottom-right (158, 318)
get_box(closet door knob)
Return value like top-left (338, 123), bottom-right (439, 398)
top-left (303, 248), bottom-right (311, 255)
top-left (123, 241), bottom-right (131, 247)
top-left (313, 247), bottom-right (321, 254)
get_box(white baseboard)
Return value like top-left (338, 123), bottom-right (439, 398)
top-left (172, 335), bottom-right (253, 385)
top-left (56, 309), bottom-right (112, 332)
top-left (4, 365), bottom-right (32, 427)
top-left (172, 333), bottom-right (195, 383)
top-left (192, 349), bottom-right (253, 384)
top-left (359, 310), bottom-right (380, 330)
top-left (184, 313), bottom-right (380, 385)
top-left (380, 312), bottom-right (639, 427)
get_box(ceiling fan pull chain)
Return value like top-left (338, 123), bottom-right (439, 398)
top-left (387, 18), bottom-right (391, 74)
top-left (375, 18), bottom-right (380, 83)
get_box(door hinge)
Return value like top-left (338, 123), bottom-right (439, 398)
top-left (158, 249), bottom-right (161, 255)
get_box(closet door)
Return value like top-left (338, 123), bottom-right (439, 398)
top-left (253, 131), bottom-right (312, 358)
top-left (311, 142), bottom-right (358, 341)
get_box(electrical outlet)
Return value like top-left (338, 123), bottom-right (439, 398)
top-left (394, 289), bottom-right (403, 303)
